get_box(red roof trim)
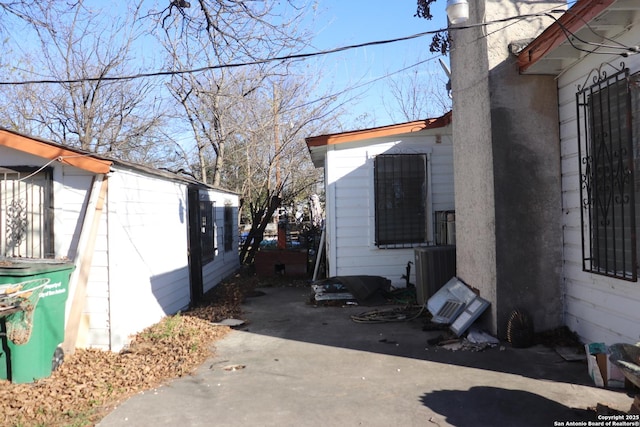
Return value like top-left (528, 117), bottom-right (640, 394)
top-left (0, 129), bottom-right (112, 174)
top-left (305, 111), bottom-right (452, 148)
top-left (518, 0), bottom-right (616, 73)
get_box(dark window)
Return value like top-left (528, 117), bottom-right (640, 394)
top-left (577, 68), bottom-right (640, 281)
top-left (200, 201), bottom-right (215, 263)
top-left (0, 166), bottom-right (54, 258)
top-left (224, 203), bottom-right (233, 252)
top-left (374, 154), bottom-right (428, 248)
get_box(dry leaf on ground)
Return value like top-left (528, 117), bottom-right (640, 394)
top-left (0, 275), bottom-right (260, 427)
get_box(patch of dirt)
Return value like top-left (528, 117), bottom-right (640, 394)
top-left (0, 272), bottom-right (262, 427)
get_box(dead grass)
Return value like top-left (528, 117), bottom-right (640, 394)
top-left (0, 273), bottom-right (261, 427)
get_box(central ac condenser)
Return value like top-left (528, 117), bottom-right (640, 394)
top-left (414, 245), bottom-right (456, 306)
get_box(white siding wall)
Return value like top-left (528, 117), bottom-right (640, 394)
top-left (106, 168), bottom-right (191, 351)
top-left (58, 169), bottom-right (94, 259)
top-left (63, 172), bottom-right (111, 350)
top-left (0, 148), bottom-right (94, 260)
top-left (325, 130), bottom-right (454, 287)
top-left (1, 146), bottom-right (240, 351)
top-left (201, 188), bottom-right (240, 295)
top-left (0, 148), bottom-right (111, 347)
top-left (558, 27), bottom-right (640, 345)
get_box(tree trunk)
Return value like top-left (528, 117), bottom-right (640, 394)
top-left (239, 193), bottom-right (281, 265)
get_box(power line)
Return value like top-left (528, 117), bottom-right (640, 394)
top-left (0, 30), bottom-right (449, 86)
top-left (0, 8), bottom-right (636, 87)
top-left (286, 56), bottom-right (442, 114)
top-left (542, 11), bottom-right (640, 56)
top-left (0, 11), bottom-right (567, 87)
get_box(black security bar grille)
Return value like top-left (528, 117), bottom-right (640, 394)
top-left (577, 67), bottom-right (637, 281)
top-left (374, 154), bottom-right (428, 248)
top-left (0, 166), bottom-right (54, 259)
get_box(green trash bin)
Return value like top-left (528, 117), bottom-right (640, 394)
top-left (0, 261), bottom-right (75, 384)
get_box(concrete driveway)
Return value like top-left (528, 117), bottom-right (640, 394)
top-left (98, 286), bottom-right (635, 427)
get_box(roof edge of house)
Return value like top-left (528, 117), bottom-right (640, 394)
top-left (0, 127), bottom-right (240, 194)
top-left (517, 0), bottom-right (616, 73)
top-left (305, 110), bottom-right (452, 148)
top-left (0, 128), bottom-right (113, 174)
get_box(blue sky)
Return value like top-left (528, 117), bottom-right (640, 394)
top-left (306, 0), bottom-right (451, 128)
top-left (2, 0), bottom-right (451, 132)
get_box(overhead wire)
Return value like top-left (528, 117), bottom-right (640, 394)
top-left (282, 56), bottom-right (442, 114)
top-left (9, 153), bottom-right (98, 183)
top-left (542, 11), bottom-right (640, 56)
top-left (2, 8), bottom-right (633, 87)
top-left (0, 5), bottom-right (635, 122)
top-left (472, 2), bottom-right (562, 45)
top-left (0, 30), bottom-right (453, 86)
top-left (288, 4), bottom-right (617, 115)
top-left (559, 7), bottom-right (630, 50)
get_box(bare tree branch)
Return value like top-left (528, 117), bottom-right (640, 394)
top-left (0, 0), bottom-right (173, 165)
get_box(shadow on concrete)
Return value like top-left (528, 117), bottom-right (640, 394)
top-left (239, 286), bottom-right (604, 387)
top-left (420, 386), bottom-right (593, 427)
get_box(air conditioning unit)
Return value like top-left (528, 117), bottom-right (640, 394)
top-left (427, 276), bottom-right (490, 336)
top-left (414, 245), bottom-right (456, 306)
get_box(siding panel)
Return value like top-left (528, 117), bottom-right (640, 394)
top-left (558, 35), bottom-right (640, 344)
top-left (324, 128), bottom-right (454, 287)
top-left (107, 169), bottom-right (192, 351)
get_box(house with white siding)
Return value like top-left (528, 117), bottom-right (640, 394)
top-left (305, 112), bottom-right (454, 288)
top-left (0, 129), bottom-right (240, 352)
top-left (448, 0), bottom-right (640, 345)
top-left (518, 0), bottom-right (640, 345)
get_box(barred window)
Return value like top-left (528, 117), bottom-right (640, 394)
top-left (577, 68), bottom-right (640, 281)
top-left (374, 154), bottom-right (428, 248)
top-left (0, 167), bottom-right (54, 258)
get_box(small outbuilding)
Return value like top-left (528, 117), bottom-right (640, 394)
top-left (306, 112), bottom-right (454, 288)
top-left (0, 129), bottom-right (239, 352)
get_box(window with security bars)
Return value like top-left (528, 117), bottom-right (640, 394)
top-left (374, 154), bottom-right (428, 248)
top-left (577, 68), bottom-right (640, 281)
top-left (0, 167), bottom-right (54, 258)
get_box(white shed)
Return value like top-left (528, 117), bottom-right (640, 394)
top-left (0, 129), bottom-right (240, 351)
top-left (306, 112), bottom-right (454, 288)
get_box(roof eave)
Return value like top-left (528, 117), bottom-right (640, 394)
top-left (305, 111), bottom-right (452, 149)
top-left (305, 111), bottom-right (452, 169)
top-left (518, 0), bottom-right (617, 74)
top-left (0, 129), bottom-right (112, 174)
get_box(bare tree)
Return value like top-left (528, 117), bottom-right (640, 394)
top-left (0, 1), bottom-right (53, 31)
top-left (0, 1), bottom-right (174, 166)
top-left (152, 0), bottom-right (316, 184)
top-left (226, 73), bottom-right (339, 264)
top-left (383, 58), bottom-right (452, 122)
top-left (150, 1), bottom-right (343, 263)
top-left (161, 38), bottom-right (256, 185)
top-left (154, 0), bottom-right (313, 61)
